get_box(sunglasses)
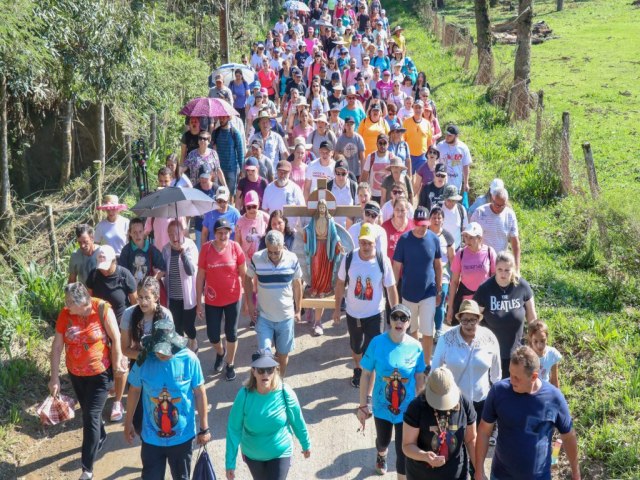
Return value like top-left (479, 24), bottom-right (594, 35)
top-left (378, 141), bottom-right (388, 145)
top-left (246, 205), bottom-right (258, 210)
top-left (335, 171), bottom-right (347, 176)
top-left (435, 173), bottom-right (447, 178)
top-left (198, 137), bottom-right (210, 141)
top-left (364, 211), bottom-right (378, 218)
top-left (216, 199), bottom-right (228, 204)
top-left (392, 190), bottom-right (403, 195)
top-left (391, 314), bottom-right (410, 323)
top-left (256, 367), bottom-right (275, 375)
top-left (347, 96), bottom-right (356, 100)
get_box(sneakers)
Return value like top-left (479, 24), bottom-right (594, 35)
top-left (375, 452), bottom-right (388, 475)
top-left (249, 319), bottom-right (256, 329)
top-left (313, 323), bottom-right (324, 336)
top-left (214, 347), bottom-right (226, 373)
top-left (110, 401), bottom-right (124, 422)
top-left (434, 328), bottom-right (443, 344)
top-left (79, 470), bottom-right (94, 480)
top-left (351, 367), bottom-right (362, 388)
top-left (225, 364), bottom-right (236, 381)
top-left (97, 430), bottom-right (107, 453)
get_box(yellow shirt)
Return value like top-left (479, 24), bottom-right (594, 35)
top-left (358, 117), bottom-right (390, 156)
top-left (394, 34), bottom-right (406, 52)
top-left (403, 116), bottom-right (432, 156)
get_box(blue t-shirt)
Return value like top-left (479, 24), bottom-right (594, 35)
top-left (202, 206), bottom-right (241, 241)
top-left (360, 333), bottom-right (426, 424)
top-left (194, 185), bottom-right (216, 232)
top-left (128, 348), bottom-right (204, 447)
top-left (339, 106), bottom-right (366, 129)
top-left (482, 379), bottom-right (573, 480)
top-left (393, 230), bottom-right (441, 302)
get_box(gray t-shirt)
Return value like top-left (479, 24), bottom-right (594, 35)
top-left (120, 305), bottom-right (174, 336)
top-left (335, 133), bottom-right (365, 176)
top-left (68, 249), bottom-right (98, 285)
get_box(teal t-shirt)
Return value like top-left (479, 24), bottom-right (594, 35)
top-left (225, 384), bottom-right (310, 469)
top-left (128, 348), bottom-right (204, 447)
top-left (361, 332), bottom-right (426, 424)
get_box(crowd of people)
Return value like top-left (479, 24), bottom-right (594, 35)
top-left (49, 1), bottom-right (580, 480)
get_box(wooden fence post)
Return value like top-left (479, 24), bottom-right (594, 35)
top-left (535, 89), bottom-right (544, 152)
top-left (44, 204), bottom-right (59, 269)
top-left (434, 13), bottom-right (439, 37)
top-left (463, 36), bottom-right (474, 69)
top-left (557, 0), bottom-right (564, 11)
top-left (559, 111), bottom-right (573, 195)
top-left (441, 16), bottom-right (447, 46)
top-left (150, 112), bottom-right (157, 151)
top-left (92, 160), bottom-right (103, 225)
top-left (125, 134), bottom-right (135, 193)
top-left (582, 142), bottom-right (610, 254)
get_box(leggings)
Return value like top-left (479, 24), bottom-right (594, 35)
top-left (169, 298), bottom-right (197, 340)
top-left (69, 371), bottom-right (110, 473)
top-left (244, 455), bottom-right (291, 480)
top-left (141, 438), bottom-right (193, 480)
top-left (205, 301), bottom-right (240, 344)
top-left (434, 282), bottom-right (449, 332)
top-left (346, 312), bottom-right (384, 355)
top-left (374, 417), bottom-right (406, 475)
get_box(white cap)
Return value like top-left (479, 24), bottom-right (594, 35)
top-left (489, 178), bottom-right (504, 195)
top-left (96, 245), bottom-right (116, 270)
top-left (463, 222), bottom-right (483, 238)
top-left (215, 185), bottom-right (230, 201)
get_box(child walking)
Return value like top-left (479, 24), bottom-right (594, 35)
top-left (528, 320), bottom-right (562, 388)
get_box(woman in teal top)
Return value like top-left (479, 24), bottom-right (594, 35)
top-left (225, 349), bottom-right (311, 480)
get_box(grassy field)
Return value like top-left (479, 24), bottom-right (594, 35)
top-left (385, 0), bottom-right (640, 477)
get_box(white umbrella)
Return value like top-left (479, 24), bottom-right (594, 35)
top-left (211, 63), bottom-right (256, 86)
top-left (284, 1), bottom-right (310, 12)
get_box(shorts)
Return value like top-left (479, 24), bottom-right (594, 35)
top-left (256, 316), bottom-right (295, 355)
top-left (403, 296), bottom-right (436, 336)
top-left (410, 154), bottom-right (426, 174)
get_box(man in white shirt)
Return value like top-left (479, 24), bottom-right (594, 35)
top-left (471, 187), bottom-right (521, 271)
top-left (441, 185), bottom-right (468, 250)
top-left (304, 140), bottom-right (336, 200)
top-left (333, 222), bottom-right (398, 388)
top-left (262, 160), bottom-right (306, 228)
top-left (327, 158), bottom-right (357, 227)
top-left (436, 124), bottom-right (472, 194)
top-left (274, 15), bottom-right (289, 37)
top-left (347, 201), bottom-right (387, 254)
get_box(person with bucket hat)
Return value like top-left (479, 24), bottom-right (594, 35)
top-left (94, 194), bottom-right (130, 256)
top-left (124, 318), bottom-right (210, 479)
top-left (309, 113), bottom-right (338, 156)
top-left (356, 303), bottom-right (425, 477)
top-left (402, 366), bottom-right (479, 479)
top-left (225, 349), bottom-right (311, 479)
top-left (380, 155), bottom-right (413, 206)
top-left (249, 109), bottom-right (289, 172)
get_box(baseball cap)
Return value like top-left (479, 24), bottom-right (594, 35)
top-left (370, 103), bottom-right (381, 111)
top-left (344, 116), bottom-right (355, 124)
top-left (213, 218), bottom-right (232, 231)
top-left (244, 157), bottom-right (259, 170)
top-left (435, 163), bottom-right (447, 174)
top-left (414, 99), bottom-right (425, 107)
top-left (442, 184), bottom-right (462, 201)
top-left (446, 124), bottom-right (460, 135)
top-left (331, 72), bottom-right (341, 81)
top-left (358, 223), bottom-right (376, 243)
top-left (335, 159), bottom-right (349, 172)
top-left (276, 160), bottom-right (291, 172)
top-left (198, 164), bottom-right (212, 179)
top-left (463, 222), bottom-right (483, 238)
top-left (250, 138), bottom-right (263, 149)
top-left (390, 303), bottom-right (411, 319)
top-left (244, 190), bottom-right (260, 207)
top-left (251, 348), bottom-right (279, 368)
top-left (215, 185), bottom-right (230, 201)
top-left (96, 245), bottom-right (116, 270)
top-left (413, 206), bottom-right (429, 226)
top-left (364, 201), bottom-right (381, 216)
top-left (346, 86), bottom-right (356, 96)
top-left (319, 140), bottom-right (333, 150)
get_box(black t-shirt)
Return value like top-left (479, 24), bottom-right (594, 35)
top-left (473, 277), bottom-right (533, 360)
top-left (285, 78), bottom-right (306, 97)
top-left (419, 182), bottom-right (446, 210)
top-left (118, 243), bottom-right (167, 287)
top-left (357, 14), bottom-right (370, 32)
top-left (181, 131), bottom-right (200, 156)
top-left (310, 7), bottom-right (322, 20)
top-left (403, 394), bottom-right (476, 480)
top-left (328, 93), bottom-right (343, 109)
top-left (294, 51), bottom-right (310, 70)
top-left (86, 265), bottom-right (137, 322)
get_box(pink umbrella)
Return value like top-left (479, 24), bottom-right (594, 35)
top-left (179, 97), bottom-right (239, 117)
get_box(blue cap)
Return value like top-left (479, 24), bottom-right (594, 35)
top-left (244, 157), bottom-right (259, 169)
top-left (250, 81), bottom-right (261, 90)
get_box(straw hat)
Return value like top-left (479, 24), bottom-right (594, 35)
top-left (455, 299), bottom-right (483, 321)
top-left (424, 367), bottom-right (460, 411)
top-left (385, 156), bottom-right (407, 171)
top-left (97, 194), bottom-right (127, 211)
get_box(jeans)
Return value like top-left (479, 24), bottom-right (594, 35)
top-left (69, 371), bottom-right (110, 473)
top-left (141, 438), bottom-right (193, 480)
top-left (434, 282), bottom-right (449, 332)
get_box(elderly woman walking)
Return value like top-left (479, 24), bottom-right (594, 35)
top-left (49, 283), bottom-right (127, 480)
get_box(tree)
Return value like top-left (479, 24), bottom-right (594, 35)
top-left (510, 0), bottom-right (533, 121)
top-left (474, 0), bottom-right (495, 85)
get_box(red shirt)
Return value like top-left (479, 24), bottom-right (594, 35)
top-left (382, 218), bottom-right (414, 260)
top-left (258, 69), bottom-right (277, 96)
top-left (198, 241), bottom-right (246, 306)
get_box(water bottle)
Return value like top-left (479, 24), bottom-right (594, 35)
top-left (550, 439), bottom-right (563, 466)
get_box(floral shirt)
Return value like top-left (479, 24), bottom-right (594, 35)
top-left (184, 148), bottom-right (220, 186)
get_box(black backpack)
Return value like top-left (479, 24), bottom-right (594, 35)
top-left (344, 249), bottom-right (385, 286)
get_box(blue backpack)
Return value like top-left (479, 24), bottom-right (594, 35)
top-left (192, 445), bottom-right (217, 480)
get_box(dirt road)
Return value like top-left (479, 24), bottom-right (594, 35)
top-left (14, 311), bottom-right (492, 479)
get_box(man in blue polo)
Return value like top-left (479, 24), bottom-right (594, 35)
top-left (244, 230), bottom-right (302, 377)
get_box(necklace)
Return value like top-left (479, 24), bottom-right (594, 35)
top-left (433, 409), bottom-right (453, 459)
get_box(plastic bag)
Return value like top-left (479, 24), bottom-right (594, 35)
top-left (192, 445), bottom-right (217, 480)
top-left (36, 394), bottom-right (76, 426)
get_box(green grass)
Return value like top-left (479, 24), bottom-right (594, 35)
top-left (386, 0), bottom-right (640, 477)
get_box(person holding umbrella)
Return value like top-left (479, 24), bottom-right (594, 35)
top-left (196, 219), bottom-right (247, 381)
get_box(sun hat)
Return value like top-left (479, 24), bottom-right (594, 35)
top-left (139, 318), bottom-right (187, 364)
top-left (215, 185), bottom-right (230, 202)
top-left (442, 184), bottom-right (462, 201)
top-left (455, 299), bottom-right (483, 321)
top-left (463, 222), bottom-right (483, 238)
top-left (385, 156), bottom-right (407, 171)
top-left (244, 190), bottom-right (260, 207)
top-left (97, 194), bottom-right (127, 211)
top-left (424, 367), bottom-right (460, 411)
top-left (251, 348), bottom-right (279, 368)
top-left (314, 113), bottom-right (329, 124)
top-left (358, 223), bottom-right (376, 243)
top-left (252, 109), bottom-right (272, 130)
top-left (96, 245), bottom-right (116, 270)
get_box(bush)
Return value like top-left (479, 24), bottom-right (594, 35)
top-left (17, 262), bottom-right (66, 326)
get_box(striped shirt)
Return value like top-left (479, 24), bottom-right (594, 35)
top-left (470, 203), bottom-right (519, 254)
top-left (246, 249), bottom-right (302, 322)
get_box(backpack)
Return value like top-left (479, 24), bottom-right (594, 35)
top-left (344, 249), bottom-right (385, 286)
top-left (327, 178), bottom-right (357, 202)
top-left (456, 203), bottom-right (467, 237)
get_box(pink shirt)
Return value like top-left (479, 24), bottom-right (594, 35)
top-left (236, 212), bottom-right (270, 260)
top-left (290, 162), bottom-right (307, 190)
top-left (382, 219), bottom-right (414, 260)
top-left (450, 245), bottom-right (497, 295)
top-left (198, 241), bottom-right (246, 306)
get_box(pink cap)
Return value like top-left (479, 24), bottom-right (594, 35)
top-left (244, 190), bottom-right (260, 207)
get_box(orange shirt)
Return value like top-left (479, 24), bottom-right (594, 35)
top-left (358, 117), bottom-right (390, 157)
top-left (403, 116), bottom-right (432, 156)
top-left (55, 298), bottom-right (111, 377)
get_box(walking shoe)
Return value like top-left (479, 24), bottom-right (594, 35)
top-left (249, 319), bottom-right (256, 329)
top-left (79, 471), bottom-right (93, 480)
top-left (351, 367), bottom-right (362, 388)
top-left (225, 364), bottom-right (236, 381)
top-left (97, 430), bottom-right (107, 453)
top-left (434, 328), bottom-right (443, 344)
top-left (375, 452), bottom-right (388, 475)
top-left (214, 347), bottom-right (226, 373)
top-left (313, 323), bottom-right (324, 336)
top-left (110, 401), bottom-right (124, 422)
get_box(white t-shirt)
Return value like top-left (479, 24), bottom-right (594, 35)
top-left (305, 159), bottom-right (336, 192)
top-left (442, 203), bottom-right (468, 249)
top-left (539, 346), bottom-right (562, 383)
top-left (95, 216), bottom-right (130, 256)
top-left (338, 248), bottom-right (395, 318)
top-left (362, 152), bottom-right (391, 197)
top-left (330, 181), bottom-right (355, 227)
top-left (397, 106), bottom-right (413, 123)
top-left (470, 204), bottom-right (519, 254)
top-left (348, 221), bottom-right (388, 255)
top-left (435, 140), bottom-right (473, 192)
top-left (120, 305), bottom-right (174, 336)
top-left (262, 180), bottom-right (306, 228)
top-left (381, 200), bottom-right (414, 222)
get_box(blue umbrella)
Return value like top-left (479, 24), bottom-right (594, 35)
top-left (131, 187), bottom-right (217, 218)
